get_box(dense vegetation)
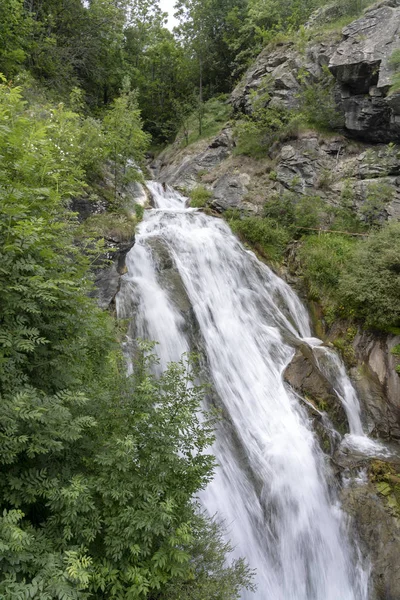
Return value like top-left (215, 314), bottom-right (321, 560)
top-left (0, 75), bottom-right (254, 597)
top-left (0, 0), bottom-right (375, 143)
top-left (226, 187), bottom-right (400, 332)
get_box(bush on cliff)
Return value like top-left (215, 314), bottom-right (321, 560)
top-left (299, 234), bottom-right (355, 301)
top-left (229, 216), bottom-right (290, 260)
top-left (338, 222), bottom-right (400, 330)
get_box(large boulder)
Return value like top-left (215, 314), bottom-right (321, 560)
top-left (210, 172), bottom-right (251, 212)
top-left (329, 1), bottom-right (400, 142)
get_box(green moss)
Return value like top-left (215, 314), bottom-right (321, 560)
top-left (370, 460), bottom-right (400, 517)
top-left (332, 326), bottom-right (357, 366)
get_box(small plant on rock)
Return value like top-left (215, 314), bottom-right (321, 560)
top-left (189, 186), bottom-right (212, 208)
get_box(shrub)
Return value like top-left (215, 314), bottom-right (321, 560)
top-left (359, 181), bottom-right (394, 227)
top-left (230, 217), bottom-right (290, 260)
top-left (190, 186), bottom-right (212, 208)
top-left (295, 195), bottom-right (325, 231)
top-left (338, 222), bottom-right (400, 329)
top-left (298, 65), bottom-right (343, 131)
top-left (234, 106), bottom-right (299, 157)
top-left (80, 212), bottom-right (137, 242)
top-left (299, 234), bottom-right (355, 300)
top-left (264, 192), bottom-right (296, 226)
top-left (234, 77), bottom-right (300, 157)
top-left (389, 49), bottom-right (400, 93)
top-left (134, 202), bottom-right (145, 220)
top-left (264, 192), bottom-right (324, 231)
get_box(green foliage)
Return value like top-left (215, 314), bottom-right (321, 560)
top-left (298, 222), bottom-right (400, 330)
top-left (263, 191), bottom-right (325, 231)
top-left (0, 79), bottom-right (108, 393)
top-left (297, 66), bottom-right (343, 131)
top-left (234, 63), bottom-right (343, 158)
top-left (245, 0), bottom-right (370, 45)
top-left (295, 195), bottom-right (325, 230)
top-left (79, 212), bottom-right (137, 243)
top-left (103, 88), bottom-right (150, 201)
top-left (264, 193), bottom-right (296, 226)
top-left (134, 202), bottom-right (145, 221)
top-left (158, 514), bottom-right (255, 599)
top-left (299, 234), bottom-right (355, 301)
top-left (189, 186), bottom-right (212, 208)
top-left (359, 181), bottom-right (394, 227)
top-left (392, 344), bottom-right (400, 375)
top-left (0, 77), bottom-right (252, 599)
top-left (234, 102), bottom-right (298, 157)
top-left (178, 96), bottom-right (231, 146)
top-left (229, 216), bottom-right (290, 261)
top-left (338, 222), bottom-right (400, 329)
top-left (0, 0), bottom-right (31, 76)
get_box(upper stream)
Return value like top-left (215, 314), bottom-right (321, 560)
top-left (116, 182), bottom-right (370, 600)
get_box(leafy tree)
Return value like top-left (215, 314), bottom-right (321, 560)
top-left (0, 0), bottom-right (31, 76)
top-left (103, 84), bottom-right (150, 200)
top-left (156, 514), bottom-right (255, 599)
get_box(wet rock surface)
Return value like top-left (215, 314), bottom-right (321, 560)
top-left (284, 343), bottom-right (349, 437)
top-left (94, 238), bottom-right (135, 310)
top-left (341, 481), bottom-right (400, 600)
top-left (352, 331), bottom-right (400, 440)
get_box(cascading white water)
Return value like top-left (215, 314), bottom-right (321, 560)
top-left (116, 182), bottom-right (370, 600)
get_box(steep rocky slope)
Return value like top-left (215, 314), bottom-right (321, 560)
top-left (152, 4), bottom-right (400, 597)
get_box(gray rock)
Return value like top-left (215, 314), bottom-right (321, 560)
top-left (94, 238), bottom-right (135, 309)
top-left (305, 3), bottom-right (351, 29)
top-left (341, 483), bottom-right (400, 600)
top-left (231, 40), bottom-right (339, 116)
top-left (329, 3), bottom-right (400, 142)
top-left (284, 344), bottom-right (349, 436)
top-left (157, 128), bottom-right (234, 190)
top-left (211, 173), bottom-right (251, 212)
top-left (353, 331), bottom-right (400, 439)
top-left (276, 143), bottom-right (320, 192)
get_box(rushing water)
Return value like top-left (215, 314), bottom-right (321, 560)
top-left (116, 182), bottom-right (370, 600)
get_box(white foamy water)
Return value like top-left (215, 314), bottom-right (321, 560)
top-left (116, 182), bottom-right (370, 600)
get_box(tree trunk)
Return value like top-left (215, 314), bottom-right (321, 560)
top-left (198, 54), bottom-right (203, 136)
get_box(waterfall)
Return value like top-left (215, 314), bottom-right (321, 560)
top-left (116, 182), bottom-right (370, 600)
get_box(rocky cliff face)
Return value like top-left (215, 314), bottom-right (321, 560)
top-left (329, 0), bottom-right (400, 143)
top-left (156, 3), bottom-right (400, 220)
top-left (231, 0), bottom-right (400, 143)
